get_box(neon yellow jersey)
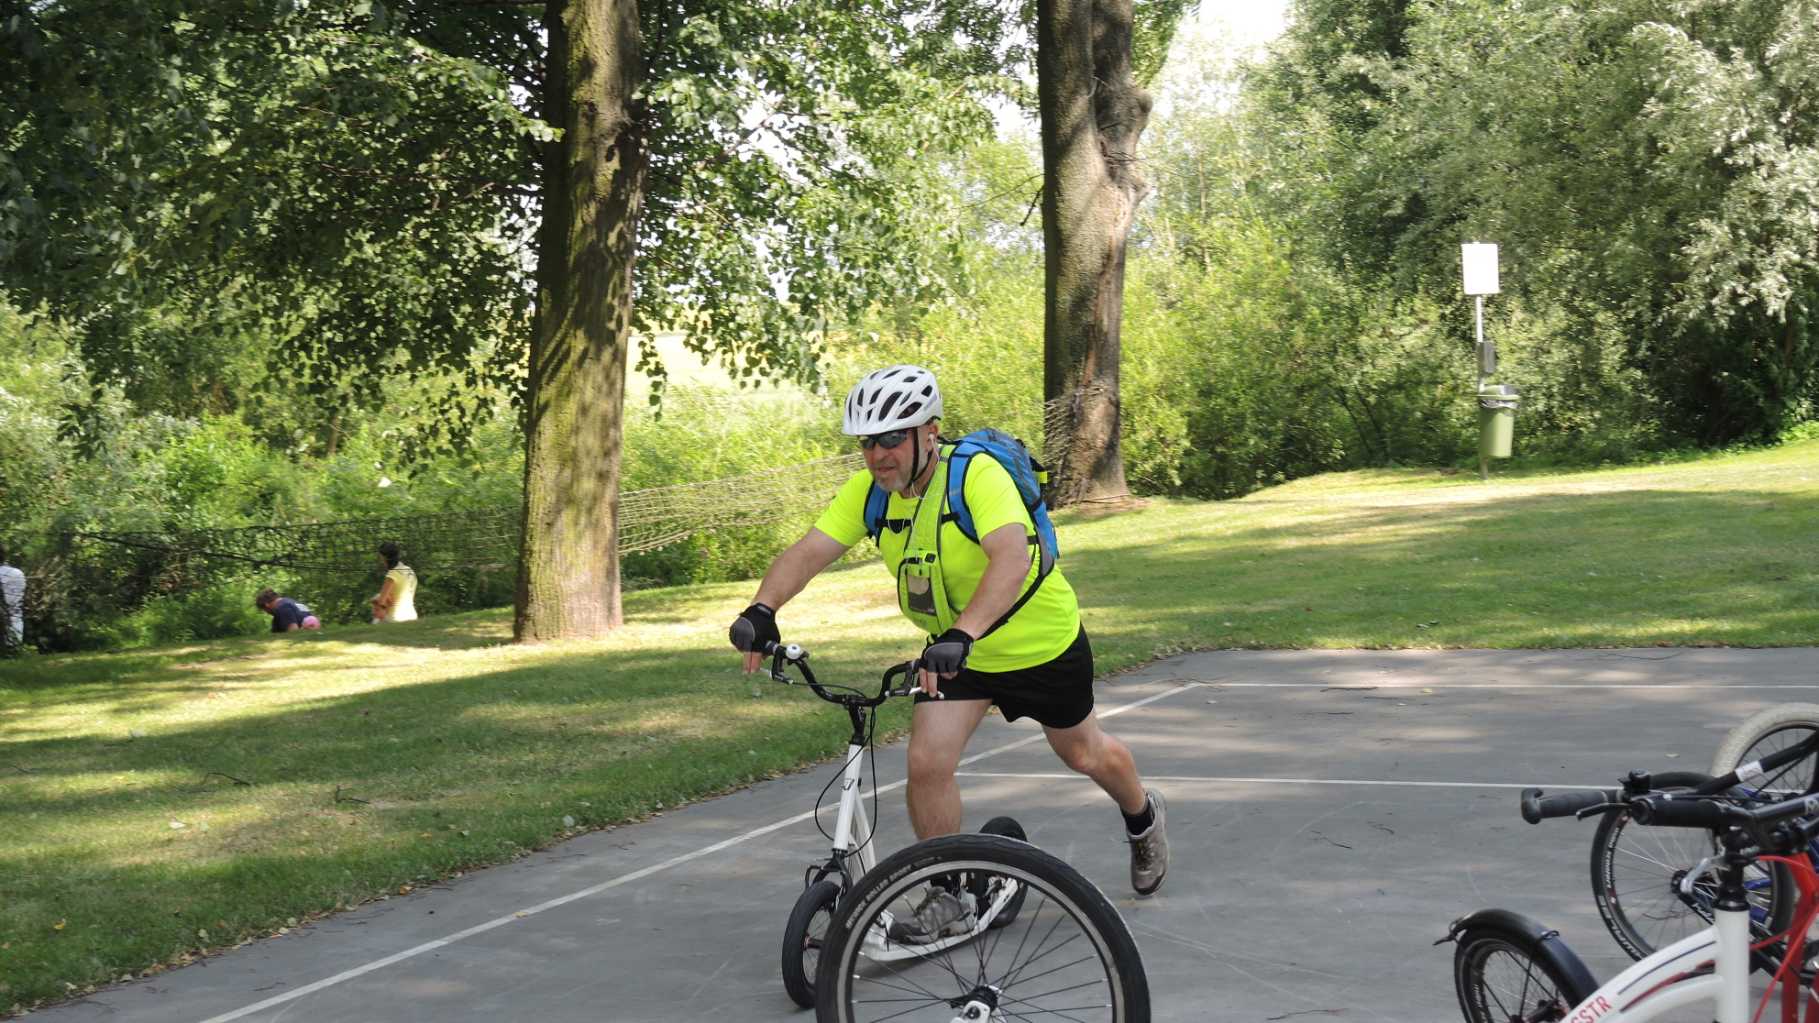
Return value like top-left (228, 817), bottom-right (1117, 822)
top-left (814, 446), bottom-right (1078, 672)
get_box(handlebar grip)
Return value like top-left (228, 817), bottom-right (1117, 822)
top-left (1630, 794), bottom-right (1730, 828)
top-left (1519, 788), bottom-right (1611, 824)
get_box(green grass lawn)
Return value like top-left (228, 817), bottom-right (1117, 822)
top-left (5, 440), bottom-right (1819, 1010)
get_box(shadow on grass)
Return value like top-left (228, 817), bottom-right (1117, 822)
top-left (0, 633), bottom-right (896, 1002)
top-left (3, 480), bottom-right (1817, 1005)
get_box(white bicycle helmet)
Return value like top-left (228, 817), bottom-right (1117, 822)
top-left (841, 365), bottom-right (942, 436)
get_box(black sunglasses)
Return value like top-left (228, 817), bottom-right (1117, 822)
top-left (859, 429), bottom-right (913, 451)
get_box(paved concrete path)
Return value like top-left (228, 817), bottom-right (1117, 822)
top-left (32, 647), bottom-right (1819, 1022)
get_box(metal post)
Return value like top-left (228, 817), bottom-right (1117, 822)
top-left (1474, 295), bottom-right (1486, 394)
top-left (1477, 296), bottom-right (1488, 480)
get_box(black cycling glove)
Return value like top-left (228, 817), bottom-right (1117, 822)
top-left (729, 602), bottom-right (779, 653)
top-left (921, 628), bottom-right (975, 676)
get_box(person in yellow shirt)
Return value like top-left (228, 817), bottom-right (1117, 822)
top-left (730, 365), bottom-right (1167, 942)
top-left (370, 541), bottom-right (418, 623)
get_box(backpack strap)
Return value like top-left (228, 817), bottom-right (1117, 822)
top-left (863, 484), bottom-right (911, 540)
top-left (944, 444), bottom-right (983, 542)
top-left (975, 561), bottom-right (1050, 641)
top-left (945, 443), bottom-right (1054, 641)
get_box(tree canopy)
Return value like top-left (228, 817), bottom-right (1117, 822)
top-left (1, 0), bottom-right (1011, 437)
top-left (1256, 0), bottom-right (1819, 442)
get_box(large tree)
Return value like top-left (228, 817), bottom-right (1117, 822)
top-left (511, 0), bottom-right (1014, 639)
top-left (3, 0), bottom-right (1010, 640)
top-left (1035, 0), bottom-right (1189, 505)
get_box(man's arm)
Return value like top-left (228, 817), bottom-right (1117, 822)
top-left (752, 528), bottom-right (849, 611)
top-left (738, 528), bottom-right (850, 672)
top-left (917, 523), bottom-right (1030, 694)
top-left (951, 523), bottom-right (1031, 639)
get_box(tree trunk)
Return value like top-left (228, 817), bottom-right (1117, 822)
top-left (514, 0), bottom-right (644, 641)
top-left (1038, 0), bottom-right (1151, 506)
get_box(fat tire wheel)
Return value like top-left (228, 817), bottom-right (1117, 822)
top-left (975, 816), bottom-right (1029, 929)
top-left (1453, 924), bottom-right (1593, 1023)
top-left (1589, 770), bottom-right (1793, 968)
top-left (814, 833), bottom-right (1148, 1023)
top-left (1712, 704), bottom-right (1819, 796)
top-left (783, 880), bottom-right (842, 1008)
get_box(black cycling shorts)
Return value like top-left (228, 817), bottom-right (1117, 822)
top-left (915, 626), bottom-right (1095, 730)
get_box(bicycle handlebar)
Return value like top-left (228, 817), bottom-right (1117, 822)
top-left (1630, 793), bottom-right (1734, 829)
top-left (1521, 774), bottom-right (1819, 855)
top-left (758, 640), bottom-right (921, 705)
top-left (1519, 788), bottom-right (1613, 824)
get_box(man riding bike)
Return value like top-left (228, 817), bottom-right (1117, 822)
top-left (730, 365), bottom-right (1168, 942)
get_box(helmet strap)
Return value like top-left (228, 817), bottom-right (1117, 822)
top-left (901, 426), bottom-right (938, 498)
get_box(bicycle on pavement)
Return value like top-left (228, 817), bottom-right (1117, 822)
top-left (758, 640), bottom-right (1033, 1009)
top-left (1587, 721), bottom-right (1819, 969)
top-left (1449, 779), bottom-right (1819, 1023)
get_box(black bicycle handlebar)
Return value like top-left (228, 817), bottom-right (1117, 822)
top-left (759, 640), bottom-right (921, 705)
top-left (1520, 772), bottom-right (1819, 857)
top-left (1630, 793), bottom-right (1735, 829)
top-left (1519, 788), bottom-right (1613, 824)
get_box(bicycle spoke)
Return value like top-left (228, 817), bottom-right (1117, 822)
top-left (829, 840), bottom-right (1135, 1012)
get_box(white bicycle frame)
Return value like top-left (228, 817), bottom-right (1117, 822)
top-left (1551, 852), bottom-right (1819, 1023)
top-left (1558, 908), bottom-right (1752, 1023)
top-left (828, 742), bottom-right (1022, 965)
top-left (829, 740), bottom-right (879, 881)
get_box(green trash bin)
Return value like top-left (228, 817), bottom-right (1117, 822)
top-left (1477, 385), bottom-right (1519, 459)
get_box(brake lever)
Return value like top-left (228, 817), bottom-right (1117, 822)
top-left (1575, 802), bottom-right (1623, 821)
top-left (1679, 855), bottom-right (1717, 897)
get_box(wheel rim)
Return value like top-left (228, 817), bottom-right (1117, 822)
top-left (803, 900), bottom-right (834, 979)
top-left (1467, 939), bottom-right (1569, 1023)
top-left (1601, 811), bottom-right (1778, 954)
top-left (832, 859), bottom-right (1126, 1022)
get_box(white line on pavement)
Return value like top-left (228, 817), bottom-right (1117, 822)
top-left (1208, 682), bottom-right (1819, 690)
top-left (957, 772), bottom-right (1601, 790)
top-left (200, 681), bottom-right (1202, 1022)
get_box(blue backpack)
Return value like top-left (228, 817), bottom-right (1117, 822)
top-left (863, 428), bottom-right (1060, 636)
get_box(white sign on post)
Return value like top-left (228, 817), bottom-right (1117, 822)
top-left (1462, 243), bottom-right (1500, 295)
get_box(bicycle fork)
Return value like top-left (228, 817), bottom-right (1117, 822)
top-left (830, 740), bottom-right (878, 881)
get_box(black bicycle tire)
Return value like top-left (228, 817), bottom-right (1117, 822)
top-left (1453, 922), bottom-right (1595, 1023)
top-left (814, 833), bottom-right (1148, 1023)
top-left (783, 879), bottom-right (843, 1008)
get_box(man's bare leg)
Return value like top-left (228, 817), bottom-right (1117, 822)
top-left (905, 699), bottom-right (993, 839)
top-left (1042, 710), bottom-right (1148, 814)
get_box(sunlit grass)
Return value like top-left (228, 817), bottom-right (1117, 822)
top-left (3, 439), bottom-right (1818, 1009)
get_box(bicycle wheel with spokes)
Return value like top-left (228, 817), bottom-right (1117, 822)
top-left (1712, 704), bottom-right (1819, 797)
top-left (1590, 770), bottom-right (1790, 963)
top-left (815, 833), bottom-right (1148, 1023)
top-left (1453, 923), bottom-right (1596, 1023)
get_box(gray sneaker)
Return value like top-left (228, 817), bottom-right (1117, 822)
top-left (1128, 790), bottom-right (1169, 896)
top-left (887, 887), bottom-right (976, 944)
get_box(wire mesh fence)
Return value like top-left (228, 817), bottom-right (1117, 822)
top-left (9, 390), bottom-right (1093, 653)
